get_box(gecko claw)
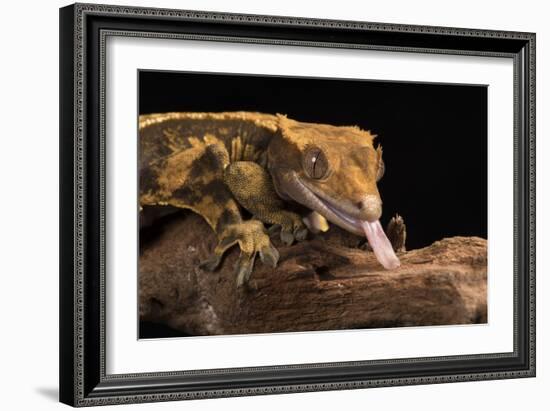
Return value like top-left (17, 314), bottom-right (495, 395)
top-left (199, 254), bottom-right (223, 271)
top-left (199, 233), bottom-right (239, 272)
top-left (237, 242), bottom-right (279, 288)
top-left (267, 224), bottom-right (281, 237)
top-left (279, 225), bottom-right (308, 245)
top-left (273, 224), bottom-right (308, 245)
top-left (259, 244), bottom-right (280, 267)
top-left (294, 227), bottom-right (308, 242)
top-left (268, 224), bottom-right (298, 245)
top-left (236, 254), bottom-right (256, 287)
top-left (267, 211), bottom-right (307, 246)
top-left (280, 230), bottom-right (295, 246)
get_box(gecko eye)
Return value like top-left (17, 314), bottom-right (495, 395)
top-left (303, 146), bottom-right (330, 180)
top-left (377, 158), bottom-right (385, 182)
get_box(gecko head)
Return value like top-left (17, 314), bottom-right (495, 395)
top-left (267, 114), bottom-right (399, 270)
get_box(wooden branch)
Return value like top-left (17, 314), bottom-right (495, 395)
top-left (139, 212), bottom-right (487, 336)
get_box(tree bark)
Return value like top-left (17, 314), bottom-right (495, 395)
top-left (139, 211), bottom-right (487, 336)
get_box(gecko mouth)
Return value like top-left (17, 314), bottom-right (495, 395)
top-left (285, 171), bottom-right (400, 270)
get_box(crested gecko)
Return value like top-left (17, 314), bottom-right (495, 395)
top-left (139, 112), bottom-right (405, 286)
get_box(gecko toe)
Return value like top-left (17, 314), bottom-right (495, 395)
top-left (236, 254), bottom-right (256, 287)
top-left (200, 234), bottom-right (238, 271)
top-left (267, 224), bottom-right (282, 238)
top-left (294, 227), bottom-right (308, 242)
top-left (199, 255), bottom-right (221, 271)
top-left (280, 230), bottom-right (295, 246)
top-left (259, 243), bottom-right (279, 268)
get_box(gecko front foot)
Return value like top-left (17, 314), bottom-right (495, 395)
top-left (200, 220), bottom-right (280, 287)
top-left (266, 211), bottom-right (308, 245)
top-left (386, 214), bottom-right (407, 253)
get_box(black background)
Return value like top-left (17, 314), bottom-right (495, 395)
top-left (139, 70), bottom-right (488, 251)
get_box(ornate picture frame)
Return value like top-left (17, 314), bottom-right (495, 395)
top-left (59, 3), bottom-right (535, 406)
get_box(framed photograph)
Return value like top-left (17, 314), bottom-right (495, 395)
top-left (59, 3), bottom-right (535, 407)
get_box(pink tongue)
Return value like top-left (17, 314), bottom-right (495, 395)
top-left (360, 220), bottom-right (401, 270)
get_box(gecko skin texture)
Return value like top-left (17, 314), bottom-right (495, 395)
top-left (139, 112), bottom-right (404, 287)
